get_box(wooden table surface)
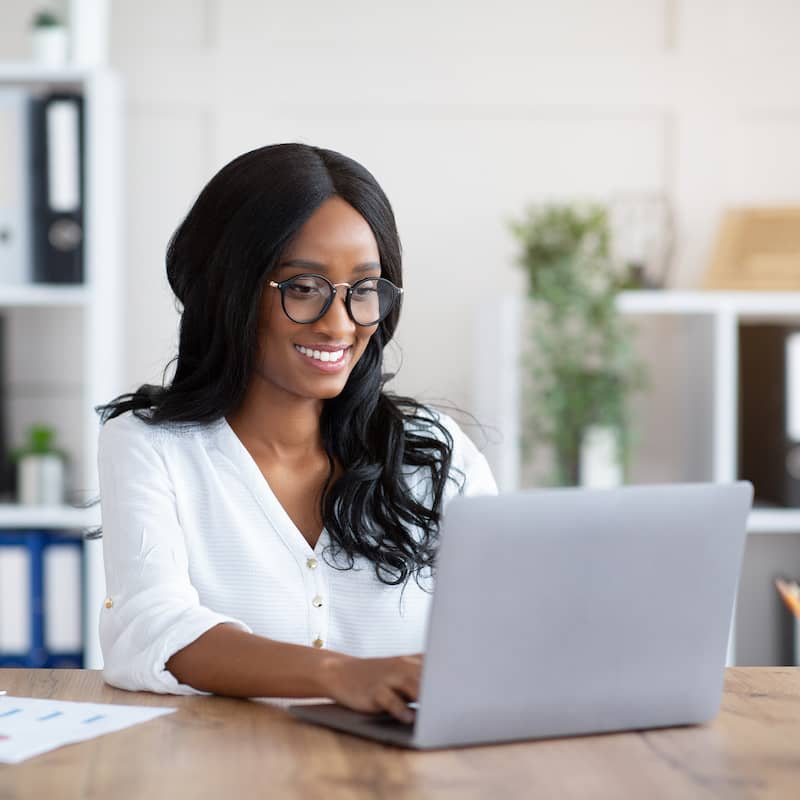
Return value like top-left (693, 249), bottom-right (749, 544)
top-left (1, 668), bottom-right (799, 800)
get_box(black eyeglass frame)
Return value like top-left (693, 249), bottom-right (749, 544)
top-left (268, 273), bottom-right (403, 326)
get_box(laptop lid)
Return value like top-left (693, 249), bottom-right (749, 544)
top-left (412, 481), bottom-right (752, 749)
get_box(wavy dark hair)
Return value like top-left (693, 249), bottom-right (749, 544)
top-left (97, 143), bottom-right (461, 588)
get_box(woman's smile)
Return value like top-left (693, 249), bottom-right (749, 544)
top-left (293, 343), bottom-right (352, 372)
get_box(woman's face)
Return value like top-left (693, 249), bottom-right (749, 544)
top-left (254, 196), bottom-right (382, 403)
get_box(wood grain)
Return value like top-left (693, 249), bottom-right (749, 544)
top-left (0, 668), bottom-right (798, 800)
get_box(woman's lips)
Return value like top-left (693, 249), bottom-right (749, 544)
top-left (294, 343), bottom-right (351, 373)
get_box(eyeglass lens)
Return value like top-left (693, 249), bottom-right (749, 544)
top-left (282, 276), bottom-right (396, 325)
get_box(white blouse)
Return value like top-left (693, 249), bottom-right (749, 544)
top-left (98, 409), bottom-right (497, 696)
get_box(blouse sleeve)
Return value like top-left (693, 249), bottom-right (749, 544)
top-left (426, 410), bottom-right (498, 510)
top-left (97, 413), bottom-right (252, 695)
top-left (443, 414), bottom-right (499, 500)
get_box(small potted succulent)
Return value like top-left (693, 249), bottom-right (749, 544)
top-left (13, 425), bottom-right (67, 506)
top-left (30, 9), bottom-right (68, 66)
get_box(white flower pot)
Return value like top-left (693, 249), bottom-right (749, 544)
top-left (31, 27), bottom-right (69, 66)
top-left (579, 425), bottom-right (623, 488)
top-left (18, 453), bottom-right (65, 506)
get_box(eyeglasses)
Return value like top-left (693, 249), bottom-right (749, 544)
top-left (268, 273), bottom-right (403, 326)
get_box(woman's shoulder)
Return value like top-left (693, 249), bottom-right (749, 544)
top-left (98, 410), bottom-right (220, 456)
top-left (401, 403), bottom-right (477, 446)
top-left (398, 403), bottom-right (498, 497)
top-left (401, 404), bottom-right (490, 471)
top-left (99, 409), bottom-right (156, 444)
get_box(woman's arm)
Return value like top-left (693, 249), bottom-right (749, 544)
top-left (166, 623), bottom-right (420, 723)
top-left (99, 414), bottom-right (419, 721)
top-left (99, 415), bottom-right (258, 696)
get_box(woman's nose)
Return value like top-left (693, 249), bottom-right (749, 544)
top-left (317, 289), bottom-right (356, 334)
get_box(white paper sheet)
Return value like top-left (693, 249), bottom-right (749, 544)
top-left (0, 695), bottom-right (176, 764)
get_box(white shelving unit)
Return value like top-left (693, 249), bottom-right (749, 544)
top-left (0, 504), bottom-right (100, 529)
top-left (617, 290), bottom-right (800, 536)
top-left (747, 509), bottom-right (800, 534)
top-left (616, 290), bottom-right (800, 666)
top-left (475, 290), bottom-right (800, 666)
top-left (0, 63), bottom-right (123, 669)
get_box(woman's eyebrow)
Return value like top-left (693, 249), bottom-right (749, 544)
top-left (278, 259), bottom-right (381, 273)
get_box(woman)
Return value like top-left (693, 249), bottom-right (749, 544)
top-left (97, 143), bottom-right (497, 723)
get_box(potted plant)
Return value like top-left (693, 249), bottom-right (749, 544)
top-left (12, 424), bottom-right (67, 506)
top-left (509, 203), bottom-right (647, 486)
top-left (30, 9), bottom-right (68, 66)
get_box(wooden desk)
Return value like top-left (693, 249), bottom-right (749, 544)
top-left (0, 668), bottom-right (798, 799)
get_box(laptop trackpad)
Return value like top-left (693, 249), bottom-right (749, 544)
top-left (288, 703), bottom-right (416, 748)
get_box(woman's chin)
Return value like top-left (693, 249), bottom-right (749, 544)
top-left (298, 374), bottom-right (350, 401)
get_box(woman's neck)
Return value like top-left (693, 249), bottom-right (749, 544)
top-left (226, 382), bottom-right (324, 462)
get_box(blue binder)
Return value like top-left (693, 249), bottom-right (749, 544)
top-left (0, 531), bottom-right (83, 668)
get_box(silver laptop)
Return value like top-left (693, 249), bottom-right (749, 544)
top-left (289, 481), bottom-right (753, 749)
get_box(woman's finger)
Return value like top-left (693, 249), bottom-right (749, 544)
top-left (401, 672), bottom-right (420, 700)
top-left (375, 685), bottom-right (415, 724)
top-left (387, 668), bottom-right (419, 701)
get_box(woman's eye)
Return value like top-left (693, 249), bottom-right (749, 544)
top-left (353, 286), bottom-right (378, 299)
top-left (287, 282), bottom-right (320, 296)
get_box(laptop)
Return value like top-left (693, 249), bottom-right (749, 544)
top-left (288, 481), bottom-right (753, 749)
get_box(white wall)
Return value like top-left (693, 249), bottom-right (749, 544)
top-left (5, 0), bottom-right (800, 434)
top-left (106, 0), bottom-right (800, 412)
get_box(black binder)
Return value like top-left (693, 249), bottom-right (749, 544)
top-left (739, 324), bottom-right (800, 507)
top-left (29, 92), bottom-right (84, 284)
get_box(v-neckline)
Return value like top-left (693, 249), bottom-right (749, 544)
top-left (212, 417), bottom-right (326, 556)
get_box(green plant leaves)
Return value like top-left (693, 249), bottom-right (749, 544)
top-left (510, 203), bottom-right (648, 486)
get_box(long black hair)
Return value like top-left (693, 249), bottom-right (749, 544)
top-left (98, 143), bottom-right (459, 588)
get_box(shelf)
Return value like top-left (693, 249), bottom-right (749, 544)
top-left (617, 290), bottom-right (800, 317)
top-left (0, 62), bottom-right (89, 86)
top-left (747, 509), bottom-right (800, 535)
top-left (0, 285), bottom-right (90, 308)
top-left (0, 64), bottom-right (122, 669)
top-left (0, 504), bottom-right (100, 529)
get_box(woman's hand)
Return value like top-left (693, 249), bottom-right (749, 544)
top-left (320, 653), bottom-right (423, 724)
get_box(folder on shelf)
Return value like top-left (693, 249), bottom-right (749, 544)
top-left (30, 93), bottom-right (84, 284)
top-left (0, 88), bottom-right (33, 285)
top-left (739, 324), bottom-right (800, 507)
top-left (0, 535), bottom-right (32, 656)
top-left (0, 314), bottom-right (13, 502)
top-left (0, 531), bottom-right (83, 667)
top-left (43, 535), bottom-right (82, 654)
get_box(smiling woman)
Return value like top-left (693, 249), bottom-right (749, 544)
top-left (249, 196), bottom-right (393, 404)
top-left (94, 143), bottom-right (497, 724)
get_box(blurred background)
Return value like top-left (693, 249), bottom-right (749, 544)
top-left (1, 1), bottom-right (800, 669)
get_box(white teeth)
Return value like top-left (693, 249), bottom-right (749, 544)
top-left (295, 345), bottom-right (345, 363)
